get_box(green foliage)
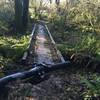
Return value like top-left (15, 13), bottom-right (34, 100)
top-left (0, 0), bottom-right (99, 98)
top-left (57, 34), bottom-right (100, 60)
top-left (0, 34), bottom-right (30, 77)
top-left (0, 35), bottom-right (29, 61)
top-left (81, 74), bottom-right (100, 98)
top-left (74, 34), bottom-right (99, 55)
top-left (47, 1), bottom-right (100, 98)
top-left (46, 0), bottom-right (100, 34)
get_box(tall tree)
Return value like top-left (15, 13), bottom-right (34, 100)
top-left (15, 0), bottom-right (29, 34)
top-left (22, 0), bottom-right (29, 32)
top-left (15, 0), bottom-right (23, 33)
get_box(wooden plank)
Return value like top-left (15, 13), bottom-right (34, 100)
top-left (45, 24), bottom-right (65, 63)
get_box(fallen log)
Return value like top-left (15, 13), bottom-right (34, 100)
top-left (0, 61), bottom-right (71, 98)
top-left (0, 61), bottom-right (71, 87)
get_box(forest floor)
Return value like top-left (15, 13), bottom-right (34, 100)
top-left (0, 23), bottom-right (85, 100)
top-left (0, 22), bottom-right (100, 100)
top-left (8, 70), bottom-right (86, 100)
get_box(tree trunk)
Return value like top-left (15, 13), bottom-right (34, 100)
top-left (15, 0), bottom-right (29, 34)
top-left (22, 0), bottom-right (29, 33)
top-left (15, 0), bottom-right (23, 33)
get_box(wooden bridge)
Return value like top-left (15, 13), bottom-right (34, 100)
top-left (0, 22), bottom-right (72, 99)
top-left (22, 22), bottom-right (65, 65)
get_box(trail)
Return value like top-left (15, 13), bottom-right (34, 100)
top-left (34, 24), bottom-right (54, 64)
top-left (26, 23), bottom-right (64, 66)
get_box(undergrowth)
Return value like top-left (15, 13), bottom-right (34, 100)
top-left (80, 73), bottom-right (100, 99)
top-left (0, 35), bottom-right (29, 75)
